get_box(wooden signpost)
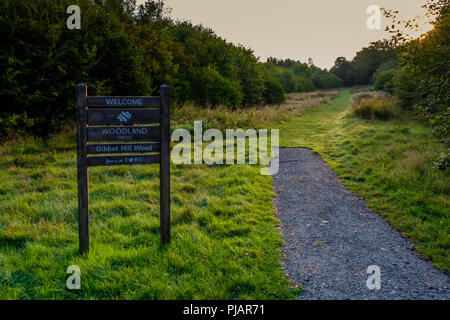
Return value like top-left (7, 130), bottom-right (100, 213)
top-left (75, 84), bottom-right (170, 254)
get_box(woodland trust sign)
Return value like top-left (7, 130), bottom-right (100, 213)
top-left (75, 84), bottom-right (170, 254)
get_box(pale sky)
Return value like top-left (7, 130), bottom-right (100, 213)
top-left (139, 0), bottom-right (430, 69)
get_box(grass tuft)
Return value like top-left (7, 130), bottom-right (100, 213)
top-left (352, 96), bottom-right (401, 121)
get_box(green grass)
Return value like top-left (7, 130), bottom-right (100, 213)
top-left (1, 88), bottom-right (448, 299)
top-left (280, 89), bottom-right (450, 272)
top-left (0, 133), bottom-right (298, 299)
top-left (0, 90), bottom-right (338, 300)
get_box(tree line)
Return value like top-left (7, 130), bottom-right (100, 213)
top-left (330, 0), bottom-right (449, 138)
top-left (263, 58), bottom-right (343, 94)
top-left (2, 0), bottom-right (446, 138)
top-left (2, 0), bottom-right (342, 136)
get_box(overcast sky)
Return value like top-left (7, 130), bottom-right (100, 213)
top-left (138, 0), bottom-right (430, 69)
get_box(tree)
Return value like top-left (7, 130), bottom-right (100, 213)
top-left (330, 57), bottom-right (356, 87)
top-left (0, 0), bottom-right (288, 136)
top-left (384, 0), bottom-right (450, 137)
top-left (351, 40), bottom-right (399, 84)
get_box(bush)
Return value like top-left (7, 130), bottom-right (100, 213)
top-left (374, 69), bottom-right (397, 93)
top-left (193, 67), bottom-right (243, 108)
top-left (264, 76), bottom-right (286, 104)
top-left (278, 70), bottom-right (298, 93)
top-left (391, 3), bottom-right (450, 137)
top-left (393, 66), bottom-right (420, 109)
top-left (296, 77), bottom-right (316, 92)
top-left (313, 71), bottom-right (343, 89)
top-left (352, 96), bottom-right (400, 121)
top-left (433, 149), bottom-right (450, 171)
top-left (0, 113), bottom-right (35, 139)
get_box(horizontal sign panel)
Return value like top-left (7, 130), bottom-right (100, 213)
top-left (87, 126), bottom-right (160, 142)
top-left (87, 154), bottom-right (160, 167)
top-left (87, 109), bottom-right (160, 125)
top-left (86, 96), bottom-right (160, 108)
top-left (87, 142), bottom-right (160, 154)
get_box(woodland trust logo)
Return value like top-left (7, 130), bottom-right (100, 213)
top-left (171, 121), bottom-right (279, 175)
top-left (117, 111), bottom-right (132, 123)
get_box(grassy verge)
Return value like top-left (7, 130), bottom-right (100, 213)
top-left (172, 90), bottom-right (341, 132)
top-left (280, 89), bottom-right (449, 272)
top-left (0, 91), bottom-right (338, 299)
top-left (0, 89), bottom-right (339, 299)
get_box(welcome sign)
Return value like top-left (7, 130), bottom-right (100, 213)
top-left (75, 84), bottom-right (171, 254)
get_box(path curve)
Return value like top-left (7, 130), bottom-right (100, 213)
top-left (273, 148), bottom-right (449, 300)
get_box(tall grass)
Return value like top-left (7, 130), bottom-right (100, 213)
top-left (172, 90), bottom-right (341, 132)
top-left (352, 95), bottom-right (401, 121)
top-left (280, 90), bottom-right (450, 272)
top-left (0, 131), bottom-right (298, 299)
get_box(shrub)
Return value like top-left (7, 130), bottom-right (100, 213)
top-left (393, 66), bottom-right (420, 109)
top-left (352, 96), bottom-right (400, 121)
top-left (374, 69), bottom-right (397, 93)
top-left (391, 3), bottom-right (450, 137)
top-left (194, 67), bottom-right (243, 108)
top-left (352, 91), bottom-right (388, 105)
top-left (296, 77), bottom-right (316, 92)
top-left (313, 71), bottom-right (343, 89)
top-left (433, 149), bottom-right (450, 171)
top-left (264, 76), bottom-right (286, 104)
top-left (278, 70), bottom-right (298, 93)
top-left (0, 113), bottom-right (35, 139)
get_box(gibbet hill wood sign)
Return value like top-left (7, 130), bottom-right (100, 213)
top-left (75, 84), bottom-right (170, 254)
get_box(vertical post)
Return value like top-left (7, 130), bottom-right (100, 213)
top-left (160, 85), bottom-right (170, 245)
top-left (76, 84), bottom-right (89, 254)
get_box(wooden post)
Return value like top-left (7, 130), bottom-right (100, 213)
top-left (160, 85), bottom-right (170, 244)
top-left (76, 84), bottom-right (89, 254)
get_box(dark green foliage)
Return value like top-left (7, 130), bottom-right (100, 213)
top-left (296, 77), bottom-right (316, 92)
top-left (191, 67), bottom-right (243, 108)
top-left (0, 0), bottom-right (285, 136)
top-left (373, 59), bottom-right (398, 77)
top-left (351, 40), bottom-right (399, 84)
top-left (393, 66), bottom-right (420, 108)
top-left (331, 41), bottom-right (399, 86)
top-left (372, 59), bottom-right (398, 93)
top-left (0, 113), bottom-right (35, 139)
top-left (278, 70), bottom-right (298, 93)
top-left (263, 58), bottom-right (342, 93)
top-left (330, 57), bottom-right (356, 87)
top-left (374, 69), bottom-right (397, 93)
top-left (263, 76), bottom-right (286, 104)
top-left (389, 1), bottom-right (450, 138)
top-left (312, 70), bottom-right (343, 89)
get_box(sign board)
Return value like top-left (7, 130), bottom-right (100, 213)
top-left (76, 84), bottom-right (170, 254)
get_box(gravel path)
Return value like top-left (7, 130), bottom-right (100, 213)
top-left (273, 148), bottom-right (449, 300)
